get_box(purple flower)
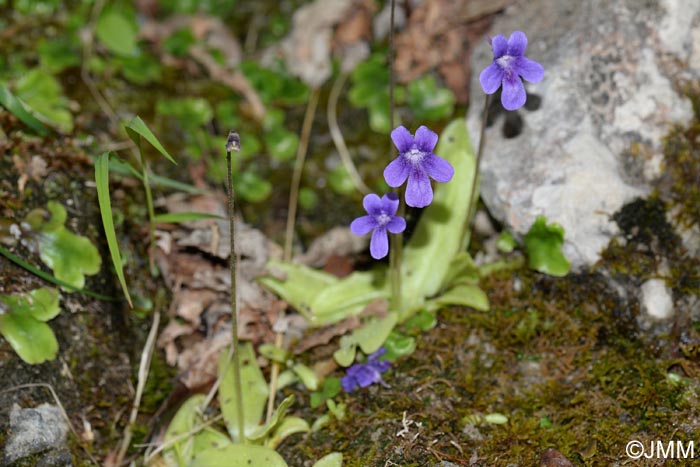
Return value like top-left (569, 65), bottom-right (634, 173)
top-left (479, 31), bottom-right (544, 111)
top-left (350, 193), bottom-right (406, 260)
top-left (384, 125), bottom-right (454, 208)
top-left (341, 347), bottom-right (391, 393)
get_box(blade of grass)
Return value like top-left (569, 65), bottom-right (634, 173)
top-left (0, 84), bottom-right (50, 135)
top-left (124, 116), bottom-right (176, 275)
top-left (108, 158), bottom-right (206, 195)
top-left (154, 212), bottom-right (223, 223)
top-left (124, 116), bottom-right (177, 164)
top-left (0, 245), bottom-right (115, 301)
top-left (95, 152), bottom-right (133, 308)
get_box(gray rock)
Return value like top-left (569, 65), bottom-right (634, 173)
top-left (3, 403), bottom-right (70, 466)
top-left (467, 0), bottom-right (699, 269)
top-left (640, 278), bottom-right (674, 320)
top-left (279, 0), bottom-right (354, 87)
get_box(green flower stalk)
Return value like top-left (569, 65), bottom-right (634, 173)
top-left (225, 130), bottom-right (246, 443)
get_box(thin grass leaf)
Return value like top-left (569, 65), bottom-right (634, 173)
top-left (125, 116), bottom-right (177, 164)
top-left (95, 152), bottom-right (133, 308)
top-left (154, 212), bottom-right (223, 223)
top-left (108, 157), bottom-right (205, 194)
top-left (0, 245), bottom-right (115, 301)
top-left (0, 84), bottom-right (50, 135)
top-left (151, 173), bottom-right (205, 194)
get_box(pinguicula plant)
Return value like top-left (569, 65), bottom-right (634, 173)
top-left (350, 124), bottom-right (454, 312)
top-left (468, 31), bottom-right (548, 245)
top-left (473, 32), bottom-right (568, 275)
top-left (472, 31), bottom-right (543, 203)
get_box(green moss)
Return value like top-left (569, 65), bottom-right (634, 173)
top-left (277, 260), bottom-right (700, 466)
top-left (663, 83), bottom-right (700, 230)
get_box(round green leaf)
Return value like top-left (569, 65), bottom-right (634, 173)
top-left (298, 187), bottom-right (319, 210)
top-left (382, 331), bottom-right (416, 361)
top-left (235, 171), bottom-right (272, 203)
top-left (312, 452), bottom-right (343, 467)
top-left (407, 75), bottom-right (455, 121)
top-left (265, 127), bottom-right (298, 161)
top-left (96, 9), bottom-right (137, 56)
top-left (524, 216), bottom-right (571, 277)
top-left (0, 289), bottom-right (60, 364)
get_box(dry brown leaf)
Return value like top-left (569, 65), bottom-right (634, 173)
top-left (278, 0), bottom-right (358, 87)
top-left (293, 316), bottom-right (360, 354)
top-left (335, 0), bottom-right (375, 45)
top-left (394, 0), bottom-right (509, 103)
top-left (154, 192), bottom-right (284, 388)
top-left (296, 226), bottom-right (367, 268)
top-left (13, 155), bottom-right (48, 194)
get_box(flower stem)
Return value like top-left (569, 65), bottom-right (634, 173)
top-left (466, 94), bottom-right (491, 231)
top-left (225, 131), bottom-right (246, 443)
top-left (388, 0), bottom-right (402, 313)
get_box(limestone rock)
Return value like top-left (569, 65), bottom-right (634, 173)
top-left (640, 278), bottom-right (674, 320)
top-left (3, 403), bottom-right (70, 466)
top-left (467, 0), bottom-right (699, 268)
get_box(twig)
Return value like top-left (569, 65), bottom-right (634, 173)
top-left (283, 88), bottom-right (321, 261)
top-left (114, 311), bottom-right (160, 466)
top-left (328, 72), bottom-right (370, 195)
top-left (189, 45), bottom-right (266, 122)
top-left (265, 316), bottom-right (285, 421)
top-left (0, 383), bottom-right (101, 466)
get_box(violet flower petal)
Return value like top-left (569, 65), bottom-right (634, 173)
top-left (501, 73), bottom-right (526, 111)
top-left (369, 227), bottom-right (389, 259)
top-left (514, 56), bottom-right (544, 83)
top-left (384, 156), bottom-right (410, 187)
top-left (390, 125), bottom-right (414, 153)
top-left (386, 216), bottom-right (406, 234)
top-left (362, 193), bottom-right (383, 215)
top-left (507, 31), bottom-right (528, 56)
top-left (405, 170), bottom-right (433, 208)
top-left (370, 359), bottom-right (390, 373)
top-left (354, 365), bottom-right (380, 388)
top-left (380, 192), bottom-right (400, 215)
top-left (414, 125), bottom-right (438, 152)
top-left (341, 374), bottom-right (358, 392)
top-left (491, 34), bottom-right (508, 58)
top-left (350, 215), bottom-right (376, 235)
top-left (479, 62), bottom-right (505, 94)
top-left (423, 154), bottom-right (454, 183)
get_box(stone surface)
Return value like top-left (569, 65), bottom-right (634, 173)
top-left (279, 0), bottom-right (354, 87)
top-left (467, 0), bottom-right (699, 269)
top-left (640, 278), bottom-right (674, 320)
top-left (3, 403), bottom-right (70, 466)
